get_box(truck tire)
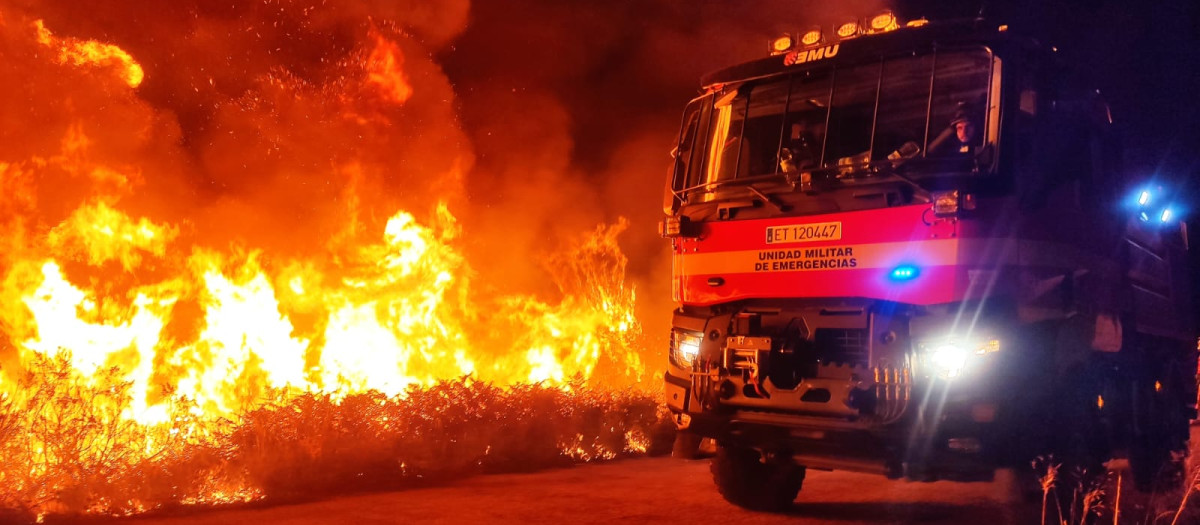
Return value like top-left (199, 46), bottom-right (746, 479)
top-left (1130, 372), bottom-right (1189, 491)
top-left (710, 443), bottom-right (805, 511)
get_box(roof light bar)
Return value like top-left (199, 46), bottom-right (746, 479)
top-left (768, 12), bottom-right (918, 57)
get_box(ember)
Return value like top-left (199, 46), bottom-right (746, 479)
top-left (0, 7), bottom-right (664, 521)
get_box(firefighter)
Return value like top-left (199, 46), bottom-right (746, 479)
top-left (930, 104), bottom-right (978, 156)
top-left (951, 110), bottom-right (976, 154)
top-left (930, 102), bottom-right (991, 169)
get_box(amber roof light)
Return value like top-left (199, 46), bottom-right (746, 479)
top-left (836, 20), bottom-right (861, 38)
top-left (800, 27), bottom-right (823, 46)
top-left (770, 34), bottom-right (794, 54)
top-left (869, 11), bottom-right (898, 32)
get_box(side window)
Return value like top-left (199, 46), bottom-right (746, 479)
top-left (673, 97), bottom-right (710, 192)
top-left (705, 82), bottom-right (791, 181)
top-left (1025, 103), bottom-right (1089, 211)
top-left (1056, 103), bottom-right (1103, 212)
top-left (704, 89), bottom-right (746, 186)
top-left (1018, 60), bottom-right (1058, 210)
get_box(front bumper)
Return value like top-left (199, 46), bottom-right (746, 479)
top-left (667, 367), bottom-right (1001, 480)
top-left (663, 298), bottom-right (1018, 480)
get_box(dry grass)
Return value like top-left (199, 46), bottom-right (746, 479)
top-left (1031, 433), bottom-right (1200, 525)
top-left (1124, 432), bottom-right (1200, 525)
top-left (1111, 464), bottom-right (1200, 525)
top-left (0, 352), bottom-right (673, 522)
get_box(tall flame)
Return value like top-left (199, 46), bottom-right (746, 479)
top-left (5, 201), bottom-right (644, 416)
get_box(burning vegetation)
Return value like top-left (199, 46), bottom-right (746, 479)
top-left (0, 3), bottom-right (667, 520)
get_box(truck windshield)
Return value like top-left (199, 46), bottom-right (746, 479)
top-left (677, 48), bottom-right (995, 192)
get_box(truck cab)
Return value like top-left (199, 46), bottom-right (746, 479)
top-left (661, 14), bottom-right (1195, 511)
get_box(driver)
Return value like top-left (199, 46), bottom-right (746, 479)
top-left (928, 105), bottom-right (978, 156)
top-left (950, 110), bottom-right (977, 155)
top-left (929, 103), bottom-right (990, 167)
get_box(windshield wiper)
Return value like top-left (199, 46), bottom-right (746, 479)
top-left (683, 175), bottom-right (795, 216)
top-left (831, 161), bottom-right (932, 202)
top-left (744, 183), bottom-right (789, 213)
top-left (872, 169), bottom-right (932, 202)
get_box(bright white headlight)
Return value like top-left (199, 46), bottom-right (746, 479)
top-left (918, 336), bottom-right (1000, 379)
top-left (929, 343), bottom-right (968, 378)
top-left (672, 331), bottom-right (703, 367)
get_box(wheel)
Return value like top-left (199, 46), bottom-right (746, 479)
top-left (1044, 361), bottom-right (1108, 478)
top-left (1129, 375), bottom-right (1189, 491)
top-left (710, 443), bottom-right (805, 511)
top-left (671, 431), bottom-right (703, 459)
top-left (1129, 437), bottom-right (1176, 492)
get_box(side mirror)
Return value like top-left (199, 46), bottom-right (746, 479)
top-left (664, 151), bottom-right (684, 215)
top-left (666, 99), bottom-right (706, 215)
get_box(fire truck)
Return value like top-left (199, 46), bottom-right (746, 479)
top-left (660, 13), bottom-right (1196, 510)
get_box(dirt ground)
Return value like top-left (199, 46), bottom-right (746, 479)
top-left (103, 457), bottom-right (1041, 525)
top-left (77, 427), bottom-right (1198, 525)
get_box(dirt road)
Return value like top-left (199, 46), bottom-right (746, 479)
top-left (115, 457), bottom-right (1041, 524)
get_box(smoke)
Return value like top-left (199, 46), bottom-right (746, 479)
top-left (442, 0), bottom-right (889, 342)
top-left (3, 0), bottom-right (472, 256)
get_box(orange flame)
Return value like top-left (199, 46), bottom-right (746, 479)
top-left (33, 20), bottom-right (144, 88)
top-left (4, 202), bottom-right (643, 416)
top-left (366, 30), bottom-right (413, 104)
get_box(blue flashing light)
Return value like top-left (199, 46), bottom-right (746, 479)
top-left (1130, 184), bottom-right (1186, 225)
top-left (890, 265), bottom-right (920, 281)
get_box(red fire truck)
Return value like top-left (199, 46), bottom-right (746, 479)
top-left (661, 13), bottom-right (1196, 510)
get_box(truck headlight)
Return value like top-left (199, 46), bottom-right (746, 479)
top-left (671, 330), bottom-right (703, 368)
top-left (928, 342), bottom-right (969, 378)
top-left (917, 336), bottom-right (1000, 379)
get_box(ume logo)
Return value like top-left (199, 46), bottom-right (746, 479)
top-left (783, 44), bottom-right (840, 66)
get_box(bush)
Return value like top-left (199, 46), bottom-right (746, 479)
top-left (0, 354), bottom-right (671, 521)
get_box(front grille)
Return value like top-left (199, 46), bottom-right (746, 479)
top-left (814, 328), bottom-right (869, 366)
